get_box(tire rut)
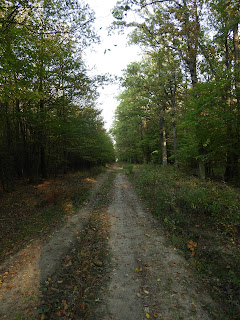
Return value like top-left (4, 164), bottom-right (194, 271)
top-left (98, 172), bottom-right (216, 320)
top-left (0, 171), bottom-right (110, 319)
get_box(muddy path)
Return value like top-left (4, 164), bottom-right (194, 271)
top-left (0, 166), bottom-right (217, 319)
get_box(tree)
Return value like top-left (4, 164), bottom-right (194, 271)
top-left (112, 0), bottom-right (209, 177)
top-left (206, 0), bottom-right (240, 181)
top-left (0, 0), bottom-right (114, 190)
top-left (112, 0), bottom-right (240, 181)
top-left (113, 53), bottom-right (182, 166)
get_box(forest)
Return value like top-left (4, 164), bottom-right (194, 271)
top-left (112, 0), bottom-right (240, 184)
top-left (1, 1), bottom-right (240, 319)
top-left (0, 0), bottom-right (115, 192)
top-left (1, 0), bottom-right (239, 189)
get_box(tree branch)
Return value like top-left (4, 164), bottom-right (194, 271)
top-left (140, 0), bottom-right (182, 9)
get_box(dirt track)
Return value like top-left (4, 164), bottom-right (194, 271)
top-left (0, 166), bottom-right (216, 319)
top-left (97, 170), bottom-right (215, 320)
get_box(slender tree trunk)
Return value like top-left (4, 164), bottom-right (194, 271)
top-left (15, 98), bottom-right (24, 177)
top-left (188, 51), bottom-right (206, 179)
top-left (170, 89), bottom-right (178, 169)
top-left (224, 25), bottom-right (240, 181)
top-left (172, 120), bottom-right (178, 169)
top-left (198, 146), bottom-right (206, 180)
top-left (140, 120), bottom-right (147, 163)
top-left (183, 0), bottom-right (206, 179)
top-left (1, 102), bottom-right (13, 191)
top-left (160, 115), bottom-right (167, 166)
top-left (38, 32), bottom-right (47, 179)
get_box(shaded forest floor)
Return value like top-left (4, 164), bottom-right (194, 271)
top-left (0, 167), bottom-right (105, 263)
top-left (0, 166), bottom-right (115, 319)
top-left (0, 164), bottom-right (240, 319)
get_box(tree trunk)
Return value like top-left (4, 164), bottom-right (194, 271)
top-left (160, 115), bottom-right (167, 166)
top-left (224, 24), bottom-right (240, 181)
top-left (183, 0), bottom-right (206, 178)
top-left (172, 120), bottom-right (178, 169)
top-left (38, 32), bottom-right (47, 179)
top-left (170, 87), bottom-right (178, 169)
top-left (198, 145), bottom-right (206, 180)
top-left (140, 120), bottom-right (147, 163)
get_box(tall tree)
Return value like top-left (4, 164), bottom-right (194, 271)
top-left (113, 54), bottom-right (182, 166)
top-left (0, 0), bottom-right (114, 190)
top-left (112, 0), bottom-right (209, 176)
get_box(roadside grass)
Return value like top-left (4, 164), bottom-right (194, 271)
top-left (0, 166), bottom-right (106, 263)
top-left (39, 168), bottom-right (115, 320)
top-left (126, 164), bottom-right (240, 320)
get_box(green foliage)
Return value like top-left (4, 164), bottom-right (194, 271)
top-left (131, 165), bottom-right (240, 229)
top-left (0, 0), bottom-right (115, 188)
top-left (130, 164), bottom-right (240, 318)
top-left (112, 55), bottom-right (182, 166)
top-left (111, 0), bottom-right (240, 181)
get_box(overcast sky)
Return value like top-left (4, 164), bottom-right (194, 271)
top-left (83, 0), bottom-right (141, 131)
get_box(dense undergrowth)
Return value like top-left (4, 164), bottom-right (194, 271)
top-left (0, 166), bottom-right (106, 263)
top-left (124, 163), bottom-right (240, 320)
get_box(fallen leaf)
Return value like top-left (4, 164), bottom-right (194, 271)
top-left (64, 256), bottom-right (71, 262)
top-left (94, 260), bottom-right (103, 267)
top-left (80, 302), bottom-right (86, 310)
top-left (189, 240), bottom-right (197, 247)
top-left (56, 310), bottom-right (62, 316)
top-left (62, 300), bottom-right (68, 310)
top-left (168, 261), bottom-right (177, 267)
top-left (135, 268), bottom-right (142, 272)
top-left (64, 261), bottom-right (72, 267)
top-left (146, 313), bottom-right (150, 318)
top-left (144, 290), bottom-right (149, 294)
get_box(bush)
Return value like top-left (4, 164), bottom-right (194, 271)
top-left (131, 165), bottom-right (240, 230)
top-left (129, 164), bottom-right (240, 319)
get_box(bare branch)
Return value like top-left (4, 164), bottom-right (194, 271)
top-left (140, 0), bottom-right (182, 9)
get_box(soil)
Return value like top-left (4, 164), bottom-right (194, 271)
top-left (0, 165), bottom-right (217, 319)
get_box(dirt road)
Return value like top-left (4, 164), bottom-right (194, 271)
top-left (0, 166), bottom-right (216, 319)
top-left (97, 170), bottom-right (215, 320)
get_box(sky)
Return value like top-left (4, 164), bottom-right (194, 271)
top-left (83, 0), bottom-right (141, 131)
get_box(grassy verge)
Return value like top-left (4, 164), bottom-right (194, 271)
top-left (0, 166), bottom-right (106, 263)
top-left (39, 168), bottom-right (115, 320)
top-left (125, 163), bottom-right (240, 320)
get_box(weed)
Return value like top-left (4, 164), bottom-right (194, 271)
top-left (129, 164), bottom-right (240, 319)
top-left (121, 163), bottom-right (134, 175)
top-left (15, 313), bottom-right (33, 320)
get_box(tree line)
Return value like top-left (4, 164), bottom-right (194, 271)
top-left (112, 0), bottom-right (240, 183)
top-left (0, 0), bottom-right (115, 191)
